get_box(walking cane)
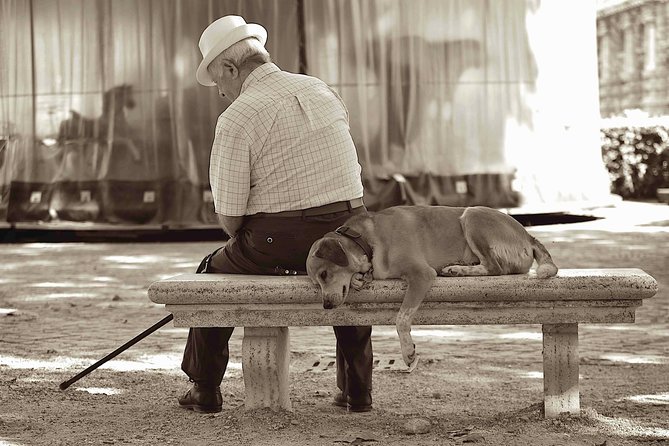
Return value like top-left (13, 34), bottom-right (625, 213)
top-left (59, 314), bottom-right (174, 390)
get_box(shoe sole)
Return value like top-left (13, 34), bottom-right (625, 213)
top-left (347, 405), bottom-right (372, 413)
top-left (333, 401), bottom-right (372, 412)
top-left (179, 404), bottom-right (222, 414)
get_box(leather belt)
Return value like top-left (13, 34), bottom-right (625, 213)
top-left (255, 198), bottom-right (364, 218)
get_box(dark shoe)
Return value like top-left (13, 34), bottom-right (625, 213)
top-left (347, 392), bottom-right (372, 412)
top-left (333, 391), bottom-right (348, 408)
top-left (178, 383), bottom-right (222, 413)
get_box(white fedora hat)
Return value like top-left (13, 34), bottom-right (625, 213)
top-left (196, 15), bottom-right (267, 87)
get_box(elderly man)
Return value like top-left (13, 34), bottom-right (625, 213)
top-left (178, 15), bottom-right (373, 414)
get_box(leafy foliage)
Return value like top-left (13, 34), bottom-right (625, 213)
top-left (601, 124), bottom-right (669, 198)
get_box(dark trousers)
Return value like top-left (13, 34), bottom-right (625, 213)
top-left (181, 207), bottom-right (373, 399)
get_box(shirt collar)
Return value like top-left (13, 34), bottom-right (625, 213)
top-left (241, 63), bottom-right (280, 94)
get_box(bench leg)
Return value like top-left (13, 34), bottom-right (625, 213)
top-left (542, 323), bottom-right (580, 418)
top-left (242, 327), bottom-right (291, 411)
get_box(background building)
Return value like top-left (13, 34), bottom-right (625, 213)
top-left (597, 0), bottom-right (669, 117)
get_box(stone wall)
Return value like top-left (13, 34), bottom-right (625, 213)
top-left (597, 0), bottom-right (669, 116)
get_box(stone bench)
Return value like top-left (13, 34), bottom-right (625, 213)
top-left (147, 268), bottom-right (657, 418)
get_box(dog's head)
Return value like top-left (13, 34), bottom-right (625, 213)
top-left (307, 233), bottom-right (371, 310)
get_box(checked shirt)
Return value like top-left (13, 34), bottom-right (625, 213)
top-left (209, 63), bottom-right (364, 216)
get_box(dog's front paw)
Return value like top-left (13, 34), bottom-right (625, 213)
top-left (441, 265), bottom-right (464, 277)
top-left (351, 272), bottom-right (371, 291)
top-left (404, 353), bottom-right (419, 373)
top-left (362, 270), bottom-right (374, 284)
top-left (401, 342), bottom-right (416, 367)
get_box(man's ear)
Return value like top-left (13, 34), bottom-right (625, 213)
top-left (314, 238), bottom-right (349, 267)
top-left (221, 59), bottom-right (239, 79)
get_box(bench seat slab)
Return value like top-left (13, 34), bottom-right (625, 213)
top-left (147, 269), bottom-right (658, 305)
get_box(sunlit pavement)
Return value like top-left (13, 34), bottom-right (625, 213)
top-left (1, 199), bottom-right (668, 395)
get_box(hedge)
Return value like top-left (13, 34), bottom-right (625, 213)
top-left (600, 117), bottom-right (669, 199)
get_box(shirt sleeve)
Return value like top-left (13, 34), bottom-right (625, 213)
top-left (326, 84), bottom-right (350, 124)
top-left (209, 113), bottom-right (251, 216)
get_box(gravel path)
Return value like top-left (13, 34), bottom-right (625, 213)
top-left (1, 200), bottom-right (668, 445)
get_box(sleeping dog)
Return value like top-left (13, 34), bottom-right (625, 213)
top-left (306, 205), bottom-right (558, 369)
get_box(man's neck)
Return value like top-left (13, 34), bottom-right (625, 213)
top-left (238, 61), bottom-right (266, 84)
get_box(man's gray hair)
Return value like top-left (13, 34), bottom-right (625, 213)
top-left (209, 37), bottom-right (271, 74)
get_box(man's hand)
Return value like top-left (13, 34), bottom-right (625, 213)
top-left (217, 214), bottom-right (244, 237)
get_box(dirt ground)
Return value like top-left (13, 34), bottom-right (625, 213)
top-left (1, 200), bottom-right (668, 446)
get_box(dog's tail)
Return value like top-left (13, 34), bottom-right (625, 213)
top-left (531, 237), bottom-right (558, 278)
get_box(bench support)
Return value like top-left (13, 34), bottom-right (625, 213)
top-left (242, 327), bottom-right (291, 411)
top-left (542, 323), bottom-right (580, 418)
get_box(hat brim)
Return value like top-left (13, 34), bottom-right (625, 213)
top-left (196, 23), bottom-right (267, 87)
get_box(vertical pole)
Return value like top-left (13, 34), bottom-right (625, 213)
top-left (297, 0), bottom-right (308, 74)
top-left (28, 0), bottom-right (37, 141)
top-left (542, 323), bottom-right (580, 418)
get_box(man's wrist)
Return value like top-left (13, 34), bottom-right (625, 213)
top-left (217, 214), bottom-right (244, 236)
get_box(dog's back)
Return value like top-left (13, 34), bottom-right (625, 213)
top-left (358, 205), bottom-right (557, 278)
top-left (356, 206), bottom-right (474, 278)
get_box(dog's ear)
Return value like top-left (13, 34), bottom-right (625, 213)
top-left (314, 238), bottom-right (349, 267)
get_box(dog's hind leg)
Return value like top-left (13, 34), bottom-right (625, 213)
top-left (440, 237), bottom-right (502, 276)
top-left (441, 259), bottom-right (499, 276)
top-left (397, 264), bottom-right (436, 366)
top-left (441, 210), bottom-right (503, 277)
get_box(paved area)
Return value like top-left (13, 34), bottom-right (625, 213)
top-left (0, 199), bottom-right (668, 445)
top-left (1, 199), bottom-right (667, 375)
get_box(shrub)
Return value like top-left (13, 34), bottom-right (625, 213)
top-left (600, 117), bottom-right (669, 199)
